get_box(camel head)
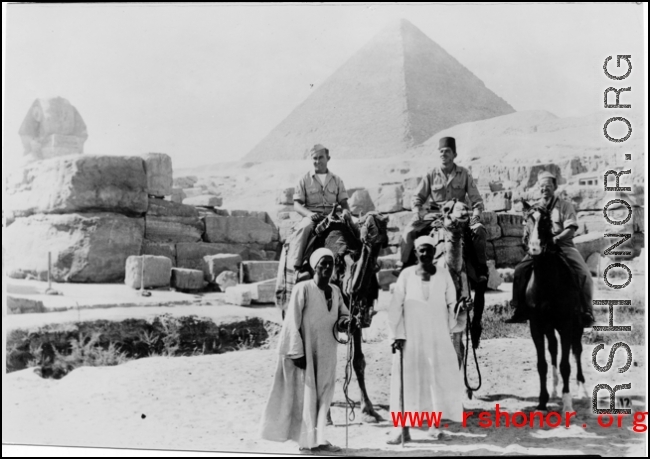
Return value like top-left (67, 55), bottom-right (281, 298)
top-left (442, 199), bottom-right (470, 235)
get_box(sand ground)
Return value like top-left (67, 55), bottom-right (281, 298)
top-left (3, 301), bottom-right (647, 456)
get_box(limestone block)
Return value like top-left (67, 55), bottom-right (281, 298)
top-left (242, 261), bottom-right (280, 283)
top-left (247, 248), bottom-right (267, 261)
top-left (230, 210), bottom-right (272, 224)
top-left (145, 215), bottom-right (204, 243)
top-left (574, 232), bottom-right (605, 262)
top-left (183, 195), bottom-right (223, 207)
top-left (125, 255), bottom-right (172, 289)
top-left (276, 210), bottom-right (302, 239)
top-left (171, 188), bottom-right (186, 204)
top-left (277, 187), bottom-right (295, 205)
top-left (388, 211), bottom-right (415, 232)
top-left (490, 237), bottom-right (526, 268)
top-left (377, 269), bottom-right (398, 291)
top-left (224, 285), bottom-right (252, 306)
top-left (401, 189), bottom-right (414, 211)
top-left (5, 155), bottom-right (148, 217)
top-left (203, 254), bottom-right (243, 283)
top-left (481, 211), bottom-right (498, 226)
top-left (182, 188), bottom-right (203, 199)
top-left (484, 191), bottom-right (512, 212)
top-left (142, 241), bottom-right (176, 266)
top-left (558, 185), bottom-right (641, 211)
top-left (378, 255), bottom-right (400, 270)
top-left (216, 270), bottom-right (239, 291)
top-left (147, 199), bottom-right (198, 218)
top-left (278, 219), bottom-right (298, 243)
top-left (173, 176), bottom-right (198, 189)
top-left (19, 97), bottom-right (88, 160)
top-left (379, 246), bottom-right (398, 257)
top-left (348, 189), bottom-right (375, 216)
top-left (171, 268), bottom-right (205, 292)
top-left (143, 153), bottom-right (173, 197)
top-left (485, 224), bottom-right (502, 241)
top-left (403, 176), bottom-right (422, 190)
top-left (176, 243), bottom-right (251, 271)
top-left (473, 164), bottom-right (563, 190)
top-left (497, 213), bottom-right (525, 237)
top-left (238, 279), bottom-right (276, 304)
top-left (486, 260), bottom-right (502, 291)
top-left (387, 228), bottom-right (402, 246)
top-left (5, 213), bottom-right (144, 282)
top-left (203, 216), bottom-right (277, 244)
top-left (368, 184), bottom-right (404, 213)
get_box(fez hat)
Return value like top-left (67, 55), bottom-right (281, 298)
top-left (439, 137), bottom-right (456, 153)
top-left (537, 171), bottom-right (557, 185)
top-left (309, 144), bottom-right (329, 156)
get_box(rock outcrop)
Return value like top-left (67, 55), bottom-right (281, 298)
top-left (125, 255), bottom-right (172, 289)
top-left (142, 153), bottom-right (173, 197)
top-left (6, 155), bottom-right (148, 217)
top-left (6, 213), bottom-right (144, 282)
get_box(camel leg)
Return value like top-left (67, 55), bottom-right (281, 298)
top-left (559, 330), bottom-right (573, 413)
top-left (352, 327), bottom-right (383, 423)
top-left (530, 320), bottom-right (549, 410)
top-left (546, 330), bottom-right (559, 399)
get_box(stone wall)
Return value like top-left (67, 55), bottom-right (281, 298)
top-left (6, 157), bottom-right (281, 283)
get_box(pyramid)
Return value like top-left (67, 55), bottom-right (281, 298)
top-left (244, 19), bottom-right (515, 161)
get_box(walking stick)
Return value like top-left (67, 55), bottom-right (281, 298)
top-left (399, 346), bottom-right (405, 448)
top-left (392, 341), bottom-right (405, 448)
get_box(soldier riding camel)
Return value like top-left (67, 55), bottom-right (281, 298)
top-left (398, 136), bottom-right (489, 305)
top-left (287, 144), bottom-right (354, 273)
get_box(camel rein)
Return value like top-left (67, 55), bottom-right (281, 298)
top-left (458, 294), bottom-right (482, 393)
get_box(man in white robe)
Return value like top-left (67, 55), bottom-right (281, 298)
top-left (387, 236), bottom-right (465, 444)
top-left (260, 248), bottom-right (350, 454)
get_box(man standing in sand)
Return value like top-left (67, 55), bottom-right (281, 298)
top-left (288, 144), bottom-right (353, 271)
top-left (387, 236), bottom-right (465, 444)
top-left (260, 248), bottom-right (350, 454)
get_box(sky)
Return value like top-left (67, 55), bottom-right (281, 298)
top-left (2, 2), bottom-right (646, 172)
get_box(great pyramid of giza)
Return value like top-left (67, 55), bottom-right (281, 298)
top-left (245, 19), bottom-right (515, 161)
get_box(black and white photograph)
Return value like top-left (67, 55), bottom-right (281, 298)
top-left (2, 2), bottom-right (648, 457)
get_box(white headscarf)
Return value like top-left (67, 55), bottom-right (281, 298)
top-left (309, 248), bottom-right (334, 269)
top-left (414, 235), bottom-right (436, 249)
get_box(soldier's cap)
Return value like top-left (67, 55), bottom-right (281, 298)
top-left (537, 171), bottom-right (557, 185)
top-left (438, 137), bottom-right (456, 153)
top-left (309, 144), bottom-right (329, 156)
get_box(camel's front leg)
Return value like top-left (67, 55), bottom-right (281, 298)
top-left (351, 328), bottom-right (383, 423)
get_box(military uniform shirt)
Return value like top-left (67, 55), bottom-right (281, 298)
top-left (293, 171), bottom-right (349, 214)
top-left (522, 197), bottom-right (579, 248)
top-left (412, 165), bottom-right (484, 212)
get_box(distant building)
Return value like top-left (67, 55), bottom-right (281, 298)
top-left (578, 175), bottom-right (599, 186)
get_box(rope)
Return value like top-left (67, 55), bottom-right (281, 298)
top-left (334, 304), bottom-right (358, 424)
top-left (461, 295), bottom-right (482, 393)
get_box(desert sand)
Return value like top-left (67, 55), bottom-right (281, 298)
top-left (3, 303), bottom-right (647, 456)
